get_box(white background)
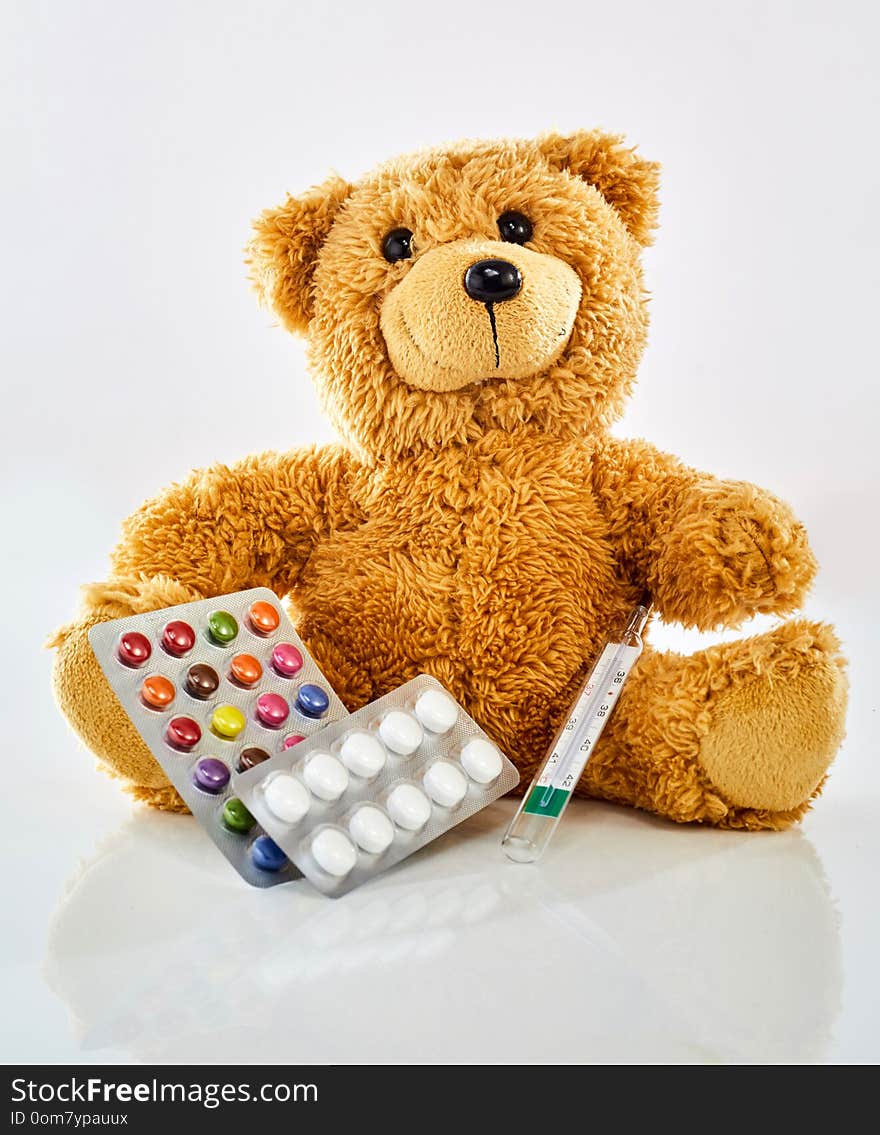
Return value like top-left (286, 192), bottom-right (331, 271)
top-left (2, 0), bottom-right (878, 1064)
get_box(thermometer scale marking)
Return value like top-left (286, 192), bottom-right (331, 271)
top-left (523, 641), bottom-right (640, 817)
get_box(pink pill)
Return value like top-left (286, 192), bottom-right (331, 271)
top-left (256, 692), bottom-right (289, 729)
top-left (283, 734), bottom-right (307, 750)
top-left (271, 642), bottom-right (303, 678)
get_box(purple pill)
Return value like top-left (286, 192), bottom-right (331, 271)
top-left (271, 642), bottom-right (303, 678)
top-left (192, 757), bottom-right (230, 795)
top-left (256, 692), bottom-right (290, 729)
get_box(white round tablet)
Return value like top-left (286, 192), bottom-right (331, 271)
top-left (460, 737), bottom-right (504, 784)
top-left (339, 730), bottom-right (387, 778)
top-left (386, 783), bottom-right (432, 831)
top-left (413, 688), bottom-right (459, 734)
top-left (378, 710), bottom-right (423, 756)
top-left (310, 828), bottom-right (358, 878)
top-left (423, 760), bottom-right (468, 808)
top-left (263, 773), bottom-right (310, 824)
top-left (348, 805), bottom-right (395, 854)
top-left (303, 751), bottom-right (350, 802)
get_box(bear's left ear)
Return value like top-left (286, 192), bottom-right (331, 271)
top-left (247, 175), bottom-right (352, 334)
top-left (538, 130), bottom-right (660, 246)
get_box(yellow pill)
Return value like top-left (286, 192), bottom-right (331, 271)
top-left (211, 704), bottom-right (246, 739)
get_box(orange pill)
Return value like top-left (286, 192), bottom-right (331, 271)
top-left (229, 653), bottom-right (263, 687)
top-left (141, 674), bottom-right (175, 709)
top-left (249, 600), bottom-right (280, 635)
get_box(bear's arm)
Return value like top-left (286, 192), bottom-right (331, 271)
top-left (107, 444), bottom-right (355, 599)
top-left (590, 435), bottom-right (816, 629)
top-left (49, 444), bottom-right (356, 796)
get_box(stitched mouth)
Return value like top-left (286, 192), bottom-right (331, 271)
top-left (394, 299), bottom-right (573, 389)
top-left (486, 303), bottom-right (500, 368)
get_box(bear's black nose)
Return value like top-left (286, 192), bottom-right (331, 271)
top-left (463, 259), bottom-right (522, 303)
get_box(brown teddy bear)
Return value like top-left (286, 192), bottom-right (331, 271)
top-left (51, 131), bottom-right (847, 830)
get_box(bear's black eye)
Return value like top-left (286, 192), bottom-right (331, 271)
top-left (497, 211), bottom-right (533, 244)
top-left (382, 227), bottom-right (414, 263)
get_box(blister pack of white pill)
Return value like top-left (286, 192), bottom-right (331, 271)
top-left (88, 587), bottom-right (349, 887)
top-left (234, 674), bottom-right (520, 896)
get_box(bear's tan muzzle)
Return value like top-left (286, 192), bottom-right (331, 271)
top-left (379, 240), bottom-right (581, 392)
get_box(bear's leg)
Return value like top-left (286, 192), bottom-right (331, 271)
top-left (49, 581), bottom-right (204, 813)
top-left (580, 619), bottom-right (847, 830)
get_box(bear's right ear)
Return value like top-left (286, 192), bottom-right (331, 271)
top-left (247, 175), bottom-right (352, 334)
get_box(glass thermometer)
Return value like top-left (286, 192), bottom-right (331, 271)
top-left (502, 595), bottom-right (651, 863)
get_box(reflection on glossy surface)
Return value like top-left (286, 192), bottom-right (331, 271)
top-left (43, 797), bottom-right (840, 1064)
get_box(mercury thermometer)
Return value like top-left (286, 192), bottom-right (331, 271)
top-left (502, 595), bottom-right (651, 863)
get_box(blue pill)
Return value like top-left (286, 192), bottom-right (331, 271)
top-left (251, 835), bottom-right (287, 872)
top-left (296, 683), bottom-right (330, 719)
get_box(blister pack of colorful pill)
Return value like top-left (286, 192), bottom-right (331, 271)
top-left (88, 587), bottom-right (349, 887)
top-left (235, 674), bottom-right (520, 897)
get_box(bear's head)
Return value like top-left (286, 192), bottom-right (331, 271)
top-left (249, 131), bottom-right (659, 459)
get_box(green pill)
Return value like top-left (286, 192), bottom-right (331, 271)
top-left (222, 797), bottom-right (255, 833)
top-left (208, 610), bottom-right (238, 645)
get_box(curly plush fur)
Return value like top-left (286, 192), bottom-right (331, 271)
top-left (51, 131), bottom-right (847, 829)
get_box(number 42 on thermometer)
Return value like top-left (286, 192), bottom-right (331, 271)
top-left (501, 595), bottom-right (651, 863)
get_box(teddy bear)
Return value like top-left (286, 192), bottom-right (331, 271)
top-left (51, 130), bottom-right (847, 830)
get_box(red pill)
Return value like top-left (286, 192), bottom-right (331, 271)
top-left (141, 674), bottom-right (175, 709)
top-left (117, 631), bottom-right (151, 669)
top-left (249, 601), bottom-right (280, 636)
top-left (162, 620), bottom-right (196, 657)
top-left (229, 653), bottom-right (262, 687)
top-left (282, 734), bottom-right (306, 750)
top-left (166, 716), bottom-right (201, 751)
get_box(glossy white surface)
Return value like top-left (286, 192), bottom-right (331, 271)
top-left (1, 594), bottom-right (874, 1066)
